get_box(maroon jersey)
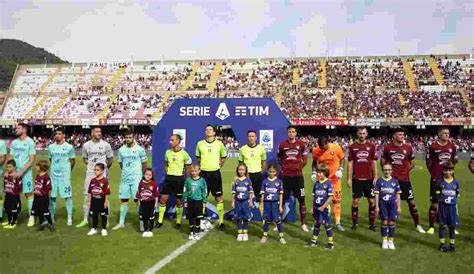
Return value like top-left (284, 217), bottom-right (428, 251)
top-left (278, 140), bottom-right (309, 176)
top-left (348, 142), bottom-right (376, 180)
top-left (88, 177), bottom-right (110, 199)
top-left (426, 141), bottom-right (457, 180)
top-left (382, 142), bottom-right (414, 182)
top-left (34, 173), bottom-right (51, 196)
top-left (4, 174), bottom-right (22, 196)
top-left (136, 180), bottom-right (159, 202)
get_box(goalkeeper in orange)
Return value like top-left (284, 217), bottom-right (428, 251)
top-left (312, 136), bottom-right (345, 231)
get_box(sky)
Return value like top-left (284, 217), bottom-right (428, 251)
top-left (1, 0), bottom-right (473, 62)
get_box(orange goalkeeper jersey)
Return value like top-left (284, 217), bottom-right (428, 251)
top-left (312, 143), bottom-right (344, 182)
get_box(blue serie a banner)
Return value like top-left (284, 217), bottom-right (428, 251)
top-left (152, 98), bottom-right (298, 221)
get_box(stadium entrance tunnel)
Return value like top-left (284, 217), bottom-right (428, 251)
top-left (152, 98), bottom-right (299, 221)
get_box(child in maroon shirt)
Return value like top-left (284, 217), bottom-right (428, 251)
top-left (136, 168), bottom-right (159, 237)
top-left (32, 160), bottom-right (54, 231)
top-left (2, 160), bottom-right (22, 228)
top-left (87, 163), bottom-right (110, 237)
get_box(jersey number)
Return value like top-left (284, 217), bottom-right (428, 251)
top-left (383, 194), bottom-right (390, 201)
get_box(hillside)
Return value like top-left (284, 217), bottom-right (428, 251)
top-left (0, 39), bottom-right (67, 91)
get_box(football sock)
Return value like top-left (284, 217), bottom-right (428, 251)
top-left (65, 198), bottom-right (73, 221)
top-left (92, 215), bottom-right (99, 229)
top-left (369, 206), bottom-right (376, 226)
top-left (313, 224), bottom-right (321, 237)
top-left (83, 195), bottom-right (89, 221)
top-left (299, 199), bottom-right (306, 225)
top-left (176, 206), bottom-right (183, 224)
top-left (149, 216), bottom-right (155, 232)
top-left (143, 218), bottom-right (149, 232)
top-left (450, 239), bottom-right (455, 245)
top-left (44, 212), bottom-right (53, 225)
top-left (388, 225), bottom-right (395, 238)
top-left (0, 198), bottom-right (3, 218)
top-left (448, 226), bottom-right (455, 240)
top-left (101, 214), bottom-right (107, 229)
top-left (381, 225), bottom-right (388, 237)
top-left (276, 220), bottom-right (284, 233)
top-left (27, 197), bottom-right (34, 216)
top-left (217, 202), bottom-right (224, 224)
top-left (428, 205), bottom-right (437, 227)
top-left (119, 204), bottom-right (128, 225)
top-left (50, 198), bottom-right (57, 218)
top-left (439, 225), bottom-right (446, 241)
top-left (351, 206), bottom-right (358, 225)
top-left (282, 201), bottom-right (290, 220)
top-left (7, 213), bottom-right (13, 224)
top-left (311, 235), bottom-right (318, 243)
top-left (333, 202), bottom-right (341, 224)
top-left (12, 212), bottom-right (18, 224)
top-left (158, 205), bottom-right (166, 224)
top-left (408, 203), bottom-right (420, 226)
top-left (237, 219), bottom-right (243, 233)
top-left (243, 220), bottom-right (249, 231)
top-left (326, 225), bottom-right (334, 238)
top-left (263, 221), bottom-right (270, 234)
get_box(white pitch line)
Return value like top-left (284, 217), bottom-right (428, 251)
top-left (144, 226), bottom-right (215, 274)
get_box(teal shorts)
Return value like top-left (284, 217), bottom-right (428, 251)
top-left (119, 177), bottom-right (141, 200)
top-left (21, 170), bottom-right (34, 194)
top-left (51, 175), bottom-right (72, 198)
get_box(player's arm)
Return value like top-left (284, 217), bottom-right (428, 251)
top-left (82, 146), bottom-right (88, 165)
top-left (302, 154), bottom-right (308, 169)
top-left (372, 160), bottom-right (377, 183)
top-left (396, 193), bottom-right (401, 214)
top-left (409, 159), bottom-right (415, 171)
top-left (70, 158), bottom-right (76, 170)
top-left (278, 192), bottom-right (284, 214)
top-left (140, 149), bottom-right (148, 174)
top-left (201, 180), bottom-right (208, 205)
top-left (106, 144), bottom-right (114, 169)
top-left (249, 190), bottom-right (254, 207)
top-left (319, 194), bottom-right (332, 212)
top-left (0, 154), bottom-right (5, 167)
top-left (104, 193), bottom-right (109, 208)
top-left (231, 182), bottom-right (236, 208)
top-left (219, 142), bottom-right (227, 168)
top-left (195, 143), bottom-right (201, 165)
top-left (425, 145), bottom-right (432, 171)
top-left (118, 150), bottom-right (122, 169)
top-left (347, 160), bottom-right (353, 188)
top-left (17, 154), bottom-right (35, 178)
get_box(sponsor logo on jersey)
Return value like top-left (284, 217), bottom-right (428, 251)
top-left (356, 150), bottom-right (370, 159)
top-left (140, 189), bottom-right (153, 199)
top-left (439, 152), bottom-right (451, 161)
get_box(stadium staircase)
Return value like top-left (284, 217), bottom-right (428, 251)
top-left (275, 90), bottom-right (283, 107)
top-left (98, 94), bottom-right (118, 119)
top-left (152, 92), bottom-right (172, 121)
top-left (181, 63), bottom-right (199, 92)
top-left (91, 67), bottom-right (105, 86)
top-left (319, 62), bottom-right (327, 88)
top-left (207, 62), bottom-right (222, 92)
top-left (25, 68), bottom-right (61, 119)
top-left (44, 95), bottom-right (69, 119)
top-left (106, 67), bottom-right (126, 92)
top-left (292, 67), bottom-right (300, 87)
top-left (428, 57), bottom-right (444, 85)
top-left (459, 89), bottom-right (472, 112)
top-left (402, 62), bottom-right (417, 91)
top-left (336, 89), bottom-right (343, 108)
top-left (398, 93), bottom-right (410, 117)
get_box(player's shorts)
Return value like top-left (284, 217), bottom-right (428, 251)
top-left (249, 172), bottom-right (263, 199)
top-left (263, 201), bottom-right (281, 223)
top-left (312, 205), bottom-right (331, 225)
top-left (89, 197), bottom-right (107, 216)
top-left (139, 200), bottom-right (155, 221)
top-left (429, 178), bottom-right (439, 203)
top-left (119, 178), bottom-right (141, 200)
top-left (438, 203), bottom-right (458, 227)
top-left (234, 200), bottom-right (251, 221)
top-left (51, 175), bottom-right (73, 199)
top-left (352, 179), bottom-right (375, 199)
top-left (186, 199), bottom-right (204, 220)
top-left (332, 180), bottom-right (342, 203)
top-left (161, 175), bottom-right (185, 198)
top-left (31, 195), bottom-right (50, 216)
top-left (21, 170), bottom-right (34, 194)
top-left (399, 181), bottom-right (414, 201)
top-left (4, 194), bottom-right (21, 213)
top-left (379, 200), bottom-right (398, 221)
top-left (282, 175), bottom-right (305, 200)
top-left (200, 170), bottom-right (223, 197)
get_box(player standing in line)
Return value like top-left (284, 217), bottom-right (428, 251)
top-left (426, 127), bottom-right (457, 234)
top-left (305, 164), bottom-right (335, 250)
top-left (48, 128), bottom-right (75, 225)
top-left (259, 164), bottom-right (286, 244)
top-left (2, 160), bottom-right (22, 228)
top-left (77, 127), bottom-right (113, 228)
top-left (8, 123), bottom-right (36, 227)
top-left (136, 168), bottom-right (159, 237)
top-left (231, 163), bottom-right (254, 242)
top-left (312, 136), bottom-right (345, 231)
top-left (32, 160), bottom-right (55, 231)
top-left (156, 134), bottom-right (191, 229)
top-left (374, 164), bottom-right (401, 250)
top-left (195, 125), bottom-right (227, 230)
top-left (113, 130), bottom-right (147, 230)
top-left (278, 126), bottom-right (309, 232)
top-left (183, 164), bottom-right (207, 240)
top-left (436, 163), bottom-right (460, 252)
top-left (238, 130), bottom-right (266, 207)
top-left (87, 163), bottom-right (110, 237)
top-left (381, 128), bottom-right (425, 233)
top-left (0, 137), bottom-right (7, 222)
top-left (347, 127), bottom-right (377, 231)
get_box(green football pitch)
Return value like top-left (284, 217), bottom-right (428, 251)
top-left (0, 157), bottom-right (472, 274)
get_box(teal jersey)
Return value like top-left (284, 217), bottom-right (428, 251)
top-left (0, 140), bottom-right (6, 178)
top-left (10, 137), bottom-right (36, 172)
top-left (48, 142), bottom-right (75, 179)
top-left (183, 177), bottom-right (207, 203)
top-left (118, 143), bottom-right (147, 184)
